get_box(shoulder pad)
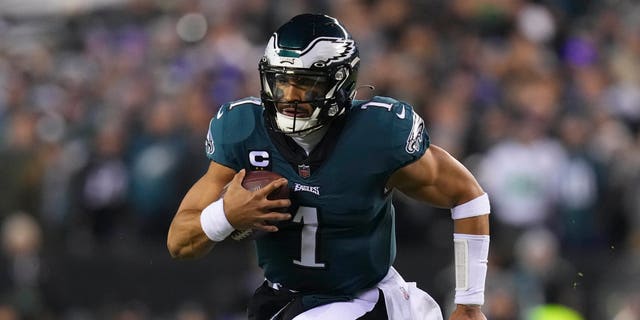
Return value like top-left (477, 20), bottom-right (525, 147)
top-left (350, 95), bottom-right (430, 158)
top-left (352, 96), bottom-right (399, 112)
top-left (205, 97), bottom-right (263, 167)
top-left (216, 97), bottom-right (262, 118)
top-left (352, 96), bottom-right (414, 122)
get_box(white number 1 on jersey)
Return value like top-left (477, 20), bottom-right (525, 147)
top-left (292, 206), bottom-right (325, 268)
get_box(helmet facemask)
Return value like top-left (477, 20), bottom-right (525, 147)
top-left (259, 14), bottom-right (360, 137)
top-left (260, 62), bottom-right (356, 136)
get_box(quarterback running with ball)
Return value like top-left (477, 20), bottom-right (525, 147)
top-left (168, 13), bottom-right (490, 320)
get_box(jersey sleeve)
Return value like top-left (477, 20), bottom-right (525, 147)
top-left (204, 97), bottom-right (262, 171)
top-left (351, 96), bottom-right (430, 174)
top-left (389, 100), bottom-right (430, 170)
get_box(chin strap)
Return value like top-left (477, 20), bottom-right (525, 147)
top-left (275, 107), bottom-right (321, 137)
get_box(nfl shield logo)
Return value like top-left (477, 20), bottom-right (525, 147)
top-left (298, 164), bottom-right (311, 178)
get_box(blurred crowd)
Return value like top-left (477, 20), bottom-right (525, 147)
top-left (2, 0), bottom-right (640, 319)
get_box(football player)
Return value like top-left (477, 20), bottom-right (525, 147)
top-left (167, 14), bottom-right (490, 320)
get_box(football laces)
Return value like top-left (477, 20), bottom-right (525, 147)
top-left (230, 229), bottom-right (253, 241)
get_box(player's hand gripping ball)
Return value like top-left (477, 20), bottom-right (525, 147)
top-left (225, 170), bottom-right (290, 240)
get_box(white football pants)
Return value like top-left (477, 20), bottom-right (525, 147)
top-left (291, 267), bottom-right (443, 320)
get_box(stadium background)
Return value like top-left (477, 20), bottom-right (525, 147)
top-left (1, 0), bottom-right (640, 319)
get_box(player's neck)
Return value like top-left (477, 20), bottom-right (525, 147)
top-left (290, 126), bottom-right (329, 156)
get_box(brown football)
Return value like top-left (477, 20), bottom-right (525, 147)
top-left (241, 170), bottom-right (289, 201)
top-left (228, 170), bottom-right (290, 241)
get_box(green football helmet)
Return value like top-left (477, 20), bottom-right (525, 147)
top-left (259, 14), bottom-right (360, 136)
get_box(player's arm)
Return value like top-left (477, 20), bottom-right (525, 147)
top-left (167, 161), bottom-right (235, 259)
top-left (167, 161), bottom-right (291, 259)
top-left (388, 144), bottom-right (489, 234)
top-left (388, 144), bottom-right (489, 320)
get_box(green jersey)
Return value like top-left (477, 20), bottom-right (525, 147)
top-left (206, 96), bottom-right (430, 297)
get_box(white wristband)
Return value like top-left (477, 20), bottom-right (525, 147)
top-left (200, 198), bottom-right (235, 242)
top-left (451, 193), bottom-right (490, 220)
top-left (453, 233), bottom-right (490, 305)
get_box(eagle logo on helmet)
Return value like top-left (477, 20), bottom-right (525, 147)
top-left (265, 35), bottom-right (357, 68)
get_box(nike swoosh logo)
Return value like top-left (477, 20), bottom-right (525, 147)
top-left (396, 106), bottom-right (406, 119)
top-left (216, 107), bottom-right (224, 119)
